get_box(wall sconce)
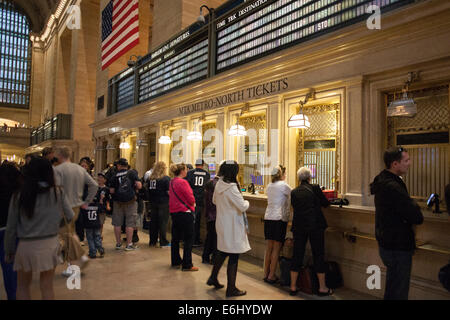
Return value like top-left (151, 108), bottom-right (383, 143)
top-left (159, 125), bottom-right (172, 144)
top-left (387, 72), bottom-right (419, 117)
top-left (127, 55), bottom-right (142, 68)
top-left (288, 92), bottom-right (314, 128)
top-left (228, 104), bottom-right (249, 137)
top-left (197, 5), bottom-right (213, 24)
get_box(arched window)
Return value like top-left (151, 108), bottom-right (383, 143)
top-left (0, 0), bottom-right (32, 108)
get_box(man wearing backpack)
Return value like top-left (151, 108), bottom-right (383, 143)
top-left (109, 158), bottom-right (142, 251)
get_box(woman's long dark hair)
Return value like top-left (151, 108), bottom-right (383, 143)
top-left (218, 161), bottom-right (241, 191)
top-left (19, 157), bottom-right (56, 219)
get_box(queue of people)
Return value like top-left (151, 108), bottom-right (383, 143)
top-left (1, 146), bottom-right (449, 300)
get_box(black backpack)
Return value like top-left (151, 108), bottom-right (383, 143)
top-left (439, 263), bottom-right (450, 292)
top-left (115, 171), bottom-right (135, 202)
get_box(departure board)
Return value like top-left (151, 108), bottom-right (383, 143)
top-left (116, 75), bottom-right (135, 112)
top-left (216, 0), bottom-right (412, 71)
top-left (138, 38), bottom-right (208, 103)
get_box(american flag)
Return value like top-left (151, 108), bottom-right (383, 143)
top-left (101, 0), bottom-right (139, 70)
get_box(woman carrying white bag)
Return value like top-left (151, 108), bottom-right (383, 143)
top-left (207, 160), bottom-right (250, 297)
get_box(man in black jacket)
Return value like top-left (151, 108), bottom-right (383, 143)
top-left (370, 146), bottom-right (424, 300)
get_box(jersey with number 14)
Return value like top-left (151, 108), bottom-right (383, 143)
top-left (186, 168), bottom-right (210, 206)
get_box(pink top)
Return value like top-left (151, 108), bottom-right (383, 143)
top-left (169, 177), bottom-right (195, 213)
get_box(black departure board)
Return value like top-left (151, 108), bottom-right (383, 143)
top-left (138, 38), bottom-right (208, 103)
top-left (216, 0), bottom-right (411, 71)
top-left (116, 75), bottom-right (135, 112)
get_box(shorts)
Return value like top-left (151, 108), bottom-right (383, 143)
top-left (112, 200), bottom-right (138, 228)
top-left (99, 212), bottom-right (106, 225)
top-left (264, 220), bottom-right (288, 243)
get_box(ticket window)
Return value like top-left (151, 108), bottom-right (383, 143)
top-left (297, 103), bottom-right (340, 194)
top-left (169, 128), bottom-right (185, 167)
top-left (235, 113), bottom-right (267, 194)
top-left (386, 84), bottom-right (449, 209)
top-left (201, 122), bottom-right (217, 180)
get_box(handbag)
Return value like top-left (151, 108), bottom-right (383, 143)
top-left (58, 189), bottom-right (85, 262)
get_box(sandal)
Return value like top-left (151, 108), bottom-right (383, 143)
top-left (265, 276), bottom-right (279, 284)
top-left (317, 288), bottom-right (334, 296)
top-left (289, 289), bottom-right (299, 296)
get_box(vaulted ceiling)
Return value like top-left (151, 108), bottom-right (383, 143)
top-left (13, 0), bottom-right (60, 33)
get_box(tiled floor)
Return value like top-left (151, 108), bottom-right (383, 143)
top-left (0, 217), bottom-right (376, 300)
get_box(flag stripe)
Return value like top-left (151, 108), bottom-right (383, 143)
top-left (102, 22), bottom-right (139, 60)
top-left (101, 0), bottom-right (139, 69)
top-left (113, 0), bottom-right (130, 18)
top-left (102, 15), bottom-right (138, 56)
top-left (102, 36), bottom-right (139, 70)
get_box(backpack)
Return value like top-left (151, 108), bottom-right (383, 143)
top-left (115, 171), bottom-right (135, 202)
top-left (439, 263), bottom-right (450, 292)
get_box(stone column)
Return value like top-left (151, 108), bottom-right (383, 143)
top-left (106, 136), bottom-right (118, 164)
top-left (136, 127), bottom-right (149, 176)
top-left (341, 77), bottom-right (365, 206)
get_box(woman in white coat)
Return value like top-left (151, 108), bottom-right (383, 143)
top-left (207, 161), bottom-right (250, 297)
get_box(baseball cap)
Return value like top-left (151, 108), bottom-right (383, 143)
top-left (195, 159), bottom-right (205, 166)
top-left (117, 158), bottom-right (128, 166)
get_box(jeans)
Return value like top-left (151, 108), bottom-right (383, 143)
top-left (85, 228), bottom-right (103, 257)
top-left (0, 229), bottom-right (17, 300)
top-left (379, 246), bottom-right (414, 300)
top-left (202, 220), bottom-right (217, 262)
top-left (149, 202), bottom-right (170, 246)
top-left (193, 206), bottom-right (203, 244)
top-left (171, 212), bottom-right (194, 269)
top-left (290, 229), bottom-right (326, 273)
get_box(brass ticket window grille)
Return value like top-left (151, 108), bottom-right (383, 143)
top-left (201, 121), bottom-right (217, 168)
top-left (237, 114), bottom-right (267, 192)
top-left (297, 104), bottom-right (340, 191)
top-left (387, 85), bottom-right (450, 208)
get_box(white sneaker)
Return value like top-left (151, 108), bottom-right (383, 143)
top-left (80, 255), bottom-right (89, 269)
top-left (62, 268), bottom-right (73, 277)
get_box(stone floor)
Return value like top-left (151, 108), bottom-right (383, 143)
top-left (0, 217), bottom-right (377, 300)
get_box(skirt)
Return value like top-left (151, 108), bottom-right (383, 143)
top-left (13, 236), bottom-right (61, 273)
top-left (264, 220), bottom-right (288, 243)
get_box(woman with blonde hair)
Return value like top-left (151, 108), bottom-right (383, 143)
top-left (147, 161), bottom-right (171, 247)
top-left (263, 165), bottom-right (291, 284)
top-left (168, 163), bottom-right (197, 271)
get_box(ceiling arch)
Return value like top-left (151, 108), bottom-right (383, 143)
top-left (12, 0), bottom-right (59, 33)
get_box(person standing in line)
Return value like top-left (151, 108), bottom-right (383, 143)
top-left (202, 175), bottom-right (220, 264)
top-left (147, 161), bottom-right (171, 248)
top-left (370, 147), bottom-right (424, 300)
top-left (109, 158), bottom-right (142, 251)
top-left (169, 163), bottom-right (197, 271)
top-left (207, 161), bottom-right (250, 297)
top-left (289, 167), bottom-right (332, 296)
top-left (445, 183), bottom-right (450, 215)
top-left (80, 194), bottom-right (105, 259)
top-left (263, 165), bottom-right (291, 284)
top-left (96, 173), bottom-right (111, 237)
top-left (186, 159), bottom-right (210, 247)
top-left (78, 157), bottom-right (95, 245)
top-left (0, 161), bottom-right (22, 300)
top-left (41, 147), bottom-right (55, 163)
top-left (5, 158), bottom-right (74, 300)
top-left (53, 147), bottom-right (98, 277)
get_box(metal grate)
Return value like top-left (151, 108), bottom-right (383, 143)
top-left (0, 0), bottom-right (32, 108)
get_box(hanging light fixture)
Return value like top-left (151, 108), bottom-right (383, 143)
top-left (387, 72), bottom-right (418, 117)
top-left (288, 92), bottom-right (313, 129)
top-left (228, 105), bottom-right (249, 137)
top-left (119, 131), bottom-right (131, 149)
top-left (187, 120), bottom-right (202, 141)
top-left (159, 125), bottom-right (172, 144)
top-left (228, 121), bottom-right (247, 136)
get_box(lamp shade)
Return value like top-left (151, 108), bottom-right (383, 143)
top-left (187, 131), bottom-right (202, 141)
top-left (119, 142), bottom-right (130, 149)
top-left (288, 113), bottom-right (310, 128)
top-left (228, 124), bottom-right (247, 136)
top-left (158, 135), bottom-right (172, 144)
top-left (387, 98), bottom-right (417, 117)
